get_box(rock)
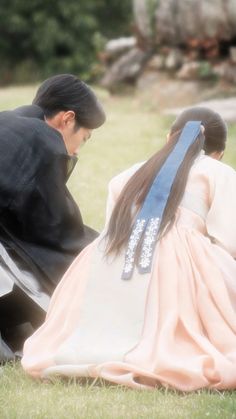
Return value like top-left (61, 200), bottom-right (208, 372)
top-left (213, 62), bottom-right (236, 83)
top-left (177, 61), bottom-right (202, 80)
top-left (136, 70), bottom-right (167, 90)
top-left (101, 48), bottom-right (150, 89)
top-left (213, 62), bottom-right (228, 77)
top-left (153, 0), bottom-right (236, 45)
top-left (105, 37), bottom-right (137, 58)
top-left (145, 54), bottom-right (166, 71)
top-left (132, 0), bottom-right (236, 52)
top-left (165, 48), bottom-right (184, 70)
top-left (230, 47), bottom-right (236, 64)
top-left (177, 61), bottom-right (214, 80)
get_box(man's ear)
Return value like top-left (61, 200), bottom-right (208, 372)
top-left (209, 150), bottom-right (224, 160)
top-left (62, 110), bottom-right (76, 126)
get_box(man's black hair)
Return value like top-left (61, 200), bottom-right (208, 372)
top-left (33, 74), bottom-right (106, 129)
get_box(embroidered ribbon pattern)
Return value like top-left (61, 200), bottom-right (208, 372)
top-left (122, 121), bottom-right (202, 280)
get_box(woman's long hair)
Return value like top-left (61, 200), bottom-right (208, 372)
top-left (105, 107), bottom-right (227, 256)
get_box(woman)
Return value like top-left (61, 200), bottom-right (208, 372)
top-left (22, 107), bottom-right (236, 391)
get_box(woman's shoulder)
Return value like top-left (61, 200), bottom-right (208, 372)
top-left (109, 161), bottom-right (145, 188)
top-left (193, 154), bottom-right (236, 177)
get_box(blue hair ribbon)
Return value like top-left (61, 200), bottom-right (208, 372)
top-left (122, 121), bottom-right (202, 280)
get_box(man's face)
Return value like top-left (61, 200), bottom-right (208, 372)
top-left (64, 122), bottom-right (92, 156)
top-left (45, 110), bottom-right (92, 156)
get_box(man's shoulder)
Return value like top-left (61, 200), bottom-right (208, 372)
top-left (12, 105), bottom-right (44, 120)
top-left (31, 118), bottom-right (66, 154)
top-left (0, 109), bottom-right (66, 155)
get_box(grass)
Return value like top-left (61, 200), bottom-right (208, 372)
top-left (1, 363), bottom-right (236, 419)
top-left (0, 85), bottom-right (236, 418)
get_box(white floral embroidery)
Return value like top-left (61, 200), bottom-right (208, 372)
top-left (139, 217), bottom-right (159, 270)
top-left (122, 218), bottom-right (146, 277)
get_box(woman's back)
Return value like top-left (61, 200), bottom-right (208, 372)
top-left (22, 153), bottom-right (236, 390)
top-left (178, 154), bottom-right (236, 256)
top-left (108, 155), bottom-right (236, 257)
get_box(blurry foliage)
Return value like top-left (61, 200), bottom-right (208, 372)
top-left (198, 61), bottom-right (216, 80)
top-left (0, 0), bottom-right (132, 84)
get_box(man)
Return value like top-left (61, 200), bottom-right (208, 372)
top-left (0, 74), bottom-right (106, 359)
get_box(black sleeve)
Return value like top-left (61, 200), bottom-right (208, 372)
top-left (0, 114), bottom-right (98, 287)
top-left (8, 153), bottom-right (87, 254)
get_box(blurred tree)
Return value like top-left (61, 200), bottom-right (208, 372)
top-left (0, 0), bottom-right (132, 84)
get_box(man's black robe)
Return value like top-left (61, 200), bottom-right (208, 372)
top-left (0, 105), bottom-right (98, 358)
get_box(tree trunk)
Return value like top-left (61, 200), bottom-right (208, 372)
top-left (133, 0), bottom-right (151, 38)
top-left (133, 0), bottom-right (236, 46)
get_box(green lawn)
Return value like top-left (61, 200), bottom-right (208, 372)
top-left (0, 85), bottom-right (236, 418)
